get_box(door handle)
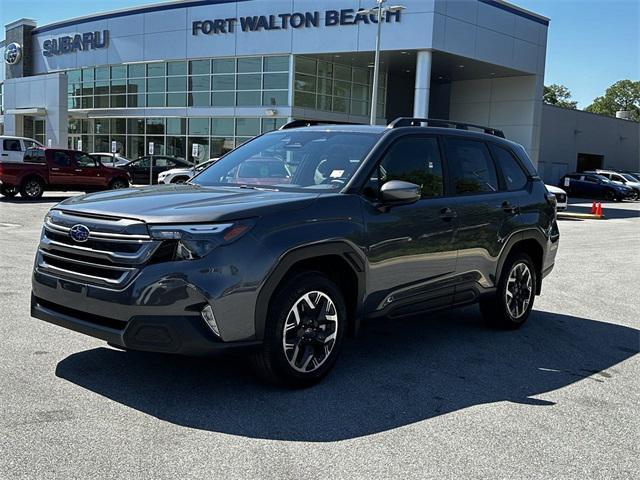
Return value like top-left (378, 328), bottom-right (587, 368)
top-left (51, 167), bottom-right (60, 171)
top-left (75, 169), bottom-right (83, 172)
top-left (440, 207), bottom-right (457, 220)
top-left (1, 153), bottom-right (8, 157)
top-left (501, 201), bottom-right (520, 214)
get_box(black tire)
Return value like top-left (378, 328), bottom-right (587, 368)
top-left (172, 176), bottom-right (189, 184)
top-left (0, 185), bottom-right (18, 198)
top-left (251, 271), bottom-right (347, 388)
top-left (109, 178), bottom-right (129, 190)
top-left (19, 177), bottom-right (45, 199)
top-left (604, 190), bottom-right (615, 201)
top-left (480, 252), bottom-right (537, 329)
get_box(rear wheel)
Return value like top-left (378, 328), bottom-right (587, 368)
top-left (109, 178), bottom-right (129, 190)
top-left (251, 271), bottom-right (346, 388)
top-left (0, 185), bottom-right (18, 198)
top-left (480, 252), bottom-right (536, 329)
top-left (20, 177), bottom-right (44, 199)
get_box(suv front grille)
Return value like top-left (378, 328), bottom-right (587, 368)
top-left (38, 210), bottom-right (162, 289)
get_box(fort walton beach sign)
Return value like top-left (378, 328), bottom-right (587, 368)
top-left (192, 8), bottom-right (402, 36)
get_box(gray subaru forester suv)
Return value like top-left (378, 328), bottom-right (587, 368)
top-left (32, 118), bottom-right (560, 387)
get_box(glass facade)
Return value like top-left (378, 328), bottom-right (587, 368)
top-left (68, 116), bottom-right (287, 160)
top-left (66, 55), bottom-right (290, 109)
top-left (293, 56), bottom-right (387, 117)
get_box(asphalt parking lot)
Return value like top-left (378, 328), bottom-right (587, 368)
top-left (1, 194), bottom-right (638, 479)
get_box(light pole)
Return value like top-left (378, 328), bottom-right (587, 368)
top-left (360, 0), bottom-right (405, 125)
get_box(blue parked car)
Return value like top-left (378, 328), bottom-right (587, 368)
top-left (559, 173), bottom-right (634, 201)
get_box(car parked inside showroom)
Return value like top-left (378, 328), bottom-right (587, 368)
top-left (158, 158), bottom-right (219, 184)
top-left (559, 173), bottom-right (634, 201)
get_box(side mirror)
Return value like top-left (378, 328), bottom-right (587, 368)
top-left (380, 180), bottom-right (421, 205)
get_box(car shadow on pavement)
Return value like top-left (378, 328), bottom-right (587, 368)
top-left (0, 196), bottom-right (72, 204)
top-left (55, 307), bottom-right (639, 442)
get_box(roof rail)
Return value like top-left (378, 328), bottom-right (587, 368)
top-left (387, 117), bottom-right (505, 138)
top-left (279, 119), bottom-right (357, 130)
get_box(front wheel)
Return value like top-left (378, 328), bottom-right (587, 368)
top-left (251, 271), bottom-right (346, 388)
top-left (480, 253), bottom-right (537, 329)
top-left (20, 177), bottom-right (44, 199)
top-left (0, 185), bottom-right (18, 198)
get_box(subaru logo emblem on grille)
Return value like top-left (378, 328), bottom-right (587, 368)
top-left (69, 224), bottom-right (91, 243)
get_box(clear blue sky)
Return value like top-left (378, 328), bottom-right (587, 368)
top-left (2, 0), bottom-right (638, 108)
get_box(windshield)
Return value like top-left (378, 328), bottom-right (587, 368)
top-left (191, 130), bottom-right (380, 191)
top-left (621, 173), bottom-right (638, 182)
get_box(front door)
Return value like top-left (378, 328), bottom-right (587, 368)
top-left (2, 138), bottom-right (24, 162)
top-left (48, 151), bottom-right (76, 187)
top-left (362, 135), bottom-right (458, 316)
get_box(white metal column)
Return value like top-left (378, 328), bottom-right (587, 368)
top-left (413, 50), bottom-right (432, 118)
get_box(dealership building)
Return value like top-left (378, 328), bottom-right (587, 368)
top-left (0, 0), bottom-right (638, 182)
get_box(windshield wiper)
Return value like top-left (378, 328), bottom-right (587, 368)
top-left (238, 184), bottom-right (280, 192)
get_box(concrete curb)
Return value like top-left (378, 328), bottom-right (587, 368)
top-left (557, 212), bottom-right (604, 220)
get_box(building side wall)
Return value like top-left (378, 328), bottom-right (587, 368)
top-left (538, 104), bottom-right (640, 183)
top-left (448, 74), bottom-right (543, 164)
top-left (3, 73), bottom-right (68, 147)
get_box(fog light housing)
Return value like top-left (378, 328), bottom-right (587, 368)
top-left (201, 304), bottom-right (221, 338)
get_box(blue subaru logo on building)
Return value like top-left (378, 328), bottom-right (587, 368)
top-left (69, 224), bottom-right (91, 243)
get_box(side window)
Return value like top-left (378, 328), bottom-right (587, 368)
top-left (3, 139), bottom-right (22, 151)
top-left (378, 136), bottom-right (444, 198)
top-left (155, 158), bottom-right (170, 168)
top-left (76, 153), bottom-right (97, 168)
top-left (53, 151), bottom-right (71, 167)
top-left (135, 157), bottom-right (150, 168)
top-left (24, 140), bottom-right (39, 149)
top-left (445, 138), bottom-right (498, 194)
top-left (491, 144), bottom-right (528, 191)
top-left (584, 176), bottom-right (597, 183)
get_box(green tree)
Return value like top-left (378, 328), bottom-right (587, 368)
top-left (585, 79), bottom-right (640, 121)
top-left (543, 84), bottom-right (578, 109)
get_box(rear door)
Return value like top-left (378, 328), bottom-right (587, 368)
top-left (48, 151), bottom-right (76, 187)
top-left (362, 134), bottom-right (459, 315)
top-left (443, 136), bottom-right (514, 299)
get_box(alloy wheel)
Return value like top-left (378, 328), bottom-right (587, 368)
top-left (505, 262), bottom-right (533, 319)
top-left (25, 180), bottom-right (42, 197)
top-left (282, 291), bottom-right (338, 373)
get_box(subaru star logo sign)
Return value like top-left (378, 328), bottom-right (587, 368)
top-left (69, 224), bottom-right (91, 243)
top-left (4, 42), bottom-right (22, 65)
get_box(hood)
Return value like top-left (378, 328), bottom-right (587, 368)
top-left (545, 184), bottom-right (566, 195)
top-left (54, 184), bottom-right (319, 223)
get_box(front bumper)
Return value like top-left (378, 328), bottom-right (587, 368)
top-left (31, 293), bottom-right (260, 355)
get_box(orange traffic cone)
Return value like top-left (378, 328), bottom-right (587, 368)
top-left (596, 202), bottom-right (603, 218)
top-left (591, 201), bottom-right (597, 214)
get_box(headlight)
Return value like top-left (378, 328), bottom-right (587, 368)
top-left (148, 220), bottom-right (255, 260)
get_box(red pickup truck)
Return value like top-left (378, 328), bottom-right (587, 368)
top-left (0, 147), bottom-right (130, 199)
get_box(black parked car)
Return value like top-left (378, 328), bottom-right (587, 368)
top-left (559, 172), bottom-right (634, 201)
top-left (124, 155), bottom-right (190, 184)
top-left (31, 118), bottom-right (560, 387)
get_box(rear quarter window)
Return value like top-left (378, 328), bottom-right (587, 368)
top-left (490, 144), bottom-right (528, 191)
